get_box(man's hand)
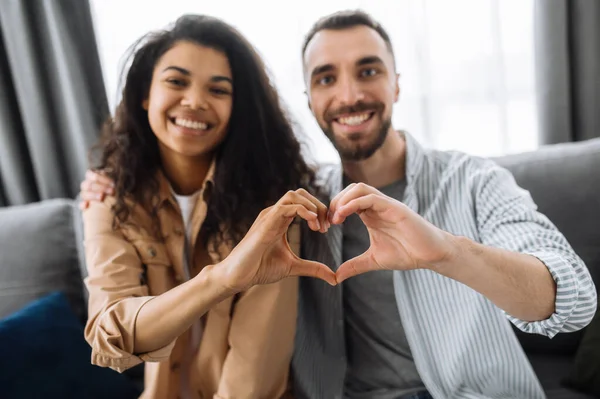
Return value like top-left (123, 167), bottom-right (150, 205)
top-left (328, 183), bottom-right (457, 283)
top-left (79, 170), bottom-right (115, 209)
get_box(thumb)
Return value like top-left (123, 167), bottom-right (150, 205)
top-left (336, 251), bottom-right (377, 283)
top-left (289, 257), bottom-right (337, 286)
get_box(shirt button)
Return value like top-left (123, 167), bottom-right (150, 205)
top-left (175, 275), bottom-right (184, 283)
top-left (174, 227), bottom-right (183, 236)
top-left (147, 247), bottom-right (157, 258)
top-left (170, 362), bottom-right (180, 371)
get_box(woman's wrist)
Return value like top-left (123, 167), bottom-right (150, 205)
top-left (195, 262), bottom-right (240, 302)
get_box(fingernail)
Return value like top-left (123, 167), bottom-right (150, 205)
top-left (96, 193), bottom-right (102, 200)
top-left (315, 219), bottom-right (321, 230)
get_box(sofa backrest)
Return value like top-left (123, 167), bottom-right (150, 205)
top-left (495, 138), bottom-right (600, 356)
top-left (0, 199), bottom-right (86, 323)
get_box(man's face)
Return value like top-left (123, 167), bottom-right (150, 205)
top-left (304, 26), bottom-right (399, 161)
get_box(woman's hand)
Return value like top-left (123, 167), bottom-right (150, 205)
top-left (216, 189), bottom-right (336, 292)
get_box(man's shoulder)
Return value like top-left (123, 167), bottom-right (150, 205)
top-left (423, 147), bottom-right (504, 184)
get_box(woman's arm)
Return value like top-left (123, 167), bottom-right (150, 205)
top-left (83, 198), bottom-right (234, 371)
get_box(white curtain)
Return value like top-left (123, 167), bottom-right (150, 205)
top-left (91, 0), bottom-right (537, 164)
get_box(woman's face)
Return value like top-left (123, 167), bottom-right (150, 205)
top-left (143, 40), bottom-right (233, 163)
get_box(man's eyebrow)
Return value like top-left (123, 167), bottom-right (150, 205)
top-left (310, 64), bottom-right (335, 79)
top-left (357, 56), bottom-right (385, 66)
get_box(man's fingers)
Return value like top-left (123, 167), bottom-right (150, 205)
top-left (81, 180), bottom-right (114, 196)
top-left (336, 252), bottom-right (376, 283)
top-left (329, 183), bottom-right (356, 221)
top-left (329, 183), bottom-right (380, 222)
top-left (289, 258), bottom-right (337, 286)
top-left (80, 191), bottom-right (105, 202)
top-left (331, 194), bottom-right (381, 224)
top-left (85, 170), bottom-right (115, 193)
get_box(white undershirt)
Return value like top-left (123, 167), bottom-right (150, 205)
top-left (172, 189), bottom-right (202, 399)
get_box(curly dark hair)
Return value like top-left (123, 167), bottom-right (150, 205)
top-left (92, 14), bottom-right (317, 245)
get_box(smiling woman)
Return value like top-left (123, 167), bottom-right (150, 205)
top-left (82, 14), bottom-right (335, 399)
top-left (142, 42), bottom-right (233, 179)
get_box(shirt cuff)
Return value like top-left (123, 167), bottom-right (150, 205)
top-left (507, 250), bottom-right (579, 338)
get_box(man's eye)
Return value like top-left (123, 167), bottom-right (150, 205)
top-left (361, 68), bottom-right (377, 77)
top-left (317, 76), bottom-right (334, 85)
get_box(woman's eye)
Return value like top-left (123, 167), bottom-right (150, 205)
top-left (166, 78), bottom-right (186, 87)
top-left (211, 88), bottom-right (231, 95)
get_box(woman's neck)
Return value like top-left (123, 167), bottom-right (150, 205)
top-left (160, 150), bottom-right (213, 196)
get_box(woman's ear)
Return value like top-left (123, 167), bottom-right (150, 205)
top-left (142, 98), bottom-right (149, 110)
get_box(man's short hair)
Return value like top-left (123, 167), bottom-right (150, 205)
top-left (302, 10), bottom-right (395, 63)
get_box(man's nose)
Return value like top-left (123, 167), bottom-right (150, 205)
top-left (336, 76), bottom-right (365, 106)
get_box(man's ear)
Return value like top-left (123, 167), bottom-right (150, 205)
top-left (304, 89), bottom-right (312, 112)
top-left (394, 73), bottom-right (400, 103)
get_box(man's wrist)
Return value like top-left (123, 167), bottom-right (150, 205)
top-left (427, 234), bottom-right (473, 276)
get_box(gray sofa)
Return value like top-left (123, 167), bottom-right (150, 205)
top-left (1, 138), bottom-right (599, 398)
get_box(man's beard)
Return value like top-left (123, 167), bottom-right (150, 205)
top-left (320, 100), bottom-right (391, 161)
top-left (322, 113), bottom-right (391, 161)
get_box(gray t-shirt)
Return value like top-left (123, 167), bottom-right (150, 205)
top-left (342, 178), bottom-right (426, 399)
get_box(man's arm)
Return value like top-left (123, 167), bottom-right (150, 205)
top-left (432, 235), bottom-right (557, 322)
top-left (465, 162), bottom-right (597, 336)
top-left (330, 164), bottom-right (596, 337)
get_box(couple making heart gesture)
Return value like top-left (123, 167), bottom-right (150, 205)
top-left (224, 183), bottom-right (455, 292)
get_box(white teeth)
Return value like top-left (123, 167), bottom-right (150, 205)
top-left (338, 113), bottom-right (371, 126)
top-left (174, 118), bottom-right (208, 130)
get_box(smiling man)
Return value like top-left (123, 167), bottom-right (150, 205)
top-left (291, 9), bottom-right (597, 399)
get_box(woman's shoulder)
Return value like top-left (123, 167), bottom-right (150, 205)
top-left (82, 194), bottom-right (158, 240)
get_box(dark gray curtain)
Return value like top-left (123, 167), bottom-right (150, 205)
top-left (0, 0), bottom-right (108, 206)
top-left (534, 0), bottom-right (600, 144)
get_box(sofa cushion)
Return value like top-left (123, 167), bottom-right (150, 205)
top-left (0, 199), bottom-right (86, 322)
top-left (527, 354), bottom-right (596, 399)
top-left (0, 291), bottom-right (140, 398)
top-left (564, 307), bottom-right (600, 397)
top-left (494, 138), bottom-right (600, 356)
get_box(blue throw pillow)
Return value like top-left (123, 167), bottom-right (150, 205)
top-left (0, 292), bottom-right (141, 399)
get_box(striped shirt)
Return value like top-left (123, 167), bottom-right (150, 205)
top-left (292, 131), bottom-right (597, 399)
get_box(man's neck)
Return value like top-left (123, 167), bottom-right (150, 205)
top-left (160, 149), bottom-right (212, 196)
top-left (342, 129), bottom-right (406, 188)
